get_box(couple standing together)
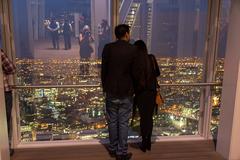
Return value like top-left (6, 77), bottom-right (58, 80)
top-left (101, 24), bottom-right (160, 160)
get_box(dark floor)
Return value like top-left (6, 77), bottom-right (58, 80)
top-left (34, 39), bottom-right (94, 60)
top-left (11, 140), bottom-right (224, 160)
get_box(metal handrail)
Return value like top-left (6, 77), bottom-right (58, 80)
top-left (119, 0), bottom-right (125, 11)
top-left (12, 82), bottom-right (222, 89)
top-left (158, 82), bottom-right (222, 87)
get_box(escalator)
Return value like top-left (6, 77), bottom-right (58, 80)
top-left (119, 0), bottom-right (134, 24)
top-left (123, 2), bottom-right (140, 29)
top-left (120, 0), bottom-right (153, 50)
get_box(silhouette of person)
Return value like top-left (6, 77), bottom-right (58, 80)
top-left (79, 25), bottom-right (94, 59)
top-left (98, 19), bottom-right (110, 59)
top-left (134, 40), bottom-right (160, 152)
top-left (79, 25), bottom-right (94, 75)
top-left (47, 18), bottom-right (60, 49)
top-left (63, 19), bottom-right (72, 50)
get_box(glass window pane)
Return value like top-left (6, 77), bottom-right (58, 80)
top-left (13, 0), bottom-right (112, 86)
top-left (120, 0), bottom-right (208, 86)
top-left (12, 0), bottom-right (112, 142)
top-left (154, 86), bottom-right (202, 136)
top-left (120, 0), bottom-right (208, 136)
top-left (13, 0), bottom-right (231, 142)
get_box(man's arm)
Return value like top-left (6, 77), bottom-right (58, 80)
top-left (101, 44), bottom-right (109, 92)
top-left (78, 33), bottom-right (83, 44)
top-left (52, 22), bottom-right (60, 31)
top-left (69, 24), bottom-right (73, 32)
top-left (47, 25), bottom-right (52, 31)
top-left (1, 51), bottom-right (16, 75)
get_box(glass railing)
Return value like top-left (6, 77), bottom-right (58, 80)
top-left (154, 85), bottom-right (202, 136)
top-left (17, 86), bottom-right (105, 142)
top-left (15, 83), bottom-right (221, 142)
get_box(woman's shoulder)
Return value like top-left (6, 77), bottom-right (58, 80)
top-left (148, 54), bottom-right (156, 58)
top-left (148, 54), bottom-right (157, 60)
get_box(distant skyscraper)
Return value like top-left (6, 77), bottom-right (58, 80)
top-left (12, 0), bottom-right (34, 58)
top-left (177, 0), bottom-right (208, 57)
top-left (218, 0), bottom-right (231, 58)
top-left (177, 0), bottom-right (196, 57)
top-left (196, 0), bottom-right (208, 57)
top-left (151, 0), bottom-right (179, 57)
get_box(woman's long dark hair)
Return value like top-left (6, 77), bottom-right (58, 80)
top-left (133, 39), bottom-right (151, 88)
top-left (134, 40), bottom-right (148, 54)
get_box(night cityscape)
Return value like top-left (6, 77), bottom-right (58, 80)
top-left (16, 57), bottom-right (223, 141)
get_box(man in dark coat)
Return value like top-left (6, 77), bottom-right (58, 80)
top-left (101, 24), bottom-right (144, 160)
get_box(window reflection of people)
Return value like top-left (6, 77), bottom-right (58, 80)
top-left (79, 25), bottom-right (94, 59)
top-left (47, 18), bottom-right (60, 49)
top-left (133, 40), bottom-right (160, 153)
top-left (98, 19), bottom-right (110, 59)
top-left (79, 25), bottom-right (94, 75)
top-left (63, 19), bottom-right (72, 50)
top-left (1, 49), bottom-right (16, 156)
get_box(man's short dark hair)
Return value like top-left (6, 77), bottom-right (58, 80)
top-left (115, 24), bottom-right (130, 39)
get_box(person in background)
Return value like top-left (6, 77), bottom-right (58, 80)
top-left (98, 19), bottom-right (110, 59)
top-left (63, 19), bottom-right (72, 50)
top-left (1, 49), bottom-right (16, 156)
top-left (101, 24), bottom-right (144, 160)
top-left (79, 25), bottom-right (94, 59)
top-left (79, 25), bottom-right (94, 75)
top-left (133, 40), bottom-right (160, 152)
top-left (47, 18), bottom-right (60, 49)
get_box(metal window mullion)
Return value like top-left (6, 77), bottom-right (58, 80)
top-left (111, 0), bottom-right (119, 40)
top-left (200, 0), bottom-right (222, 139)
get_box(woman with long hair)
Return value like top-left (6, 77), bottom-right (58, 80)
top-left (134, 40), bottom-right (160, 152)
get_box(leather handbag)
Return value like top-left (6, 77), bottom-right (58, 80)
top-left (149, 55), bottom-right (164, 106)
top-left (156, 88), bottom-right (164, 106)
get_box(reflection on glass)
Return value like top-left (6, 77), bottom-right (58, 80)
top-left (12, 0), bottom-right (111, 61)
top-left (121, 0), bottom-right (208, 59)
top-left (120, 0), bottom-right (208, 85)
top-left (12, 0), bottom-right (111, 142)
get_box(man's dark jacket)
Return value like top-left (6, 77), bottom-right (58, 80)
top-left (101, 40), bottom-right (144, 98)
